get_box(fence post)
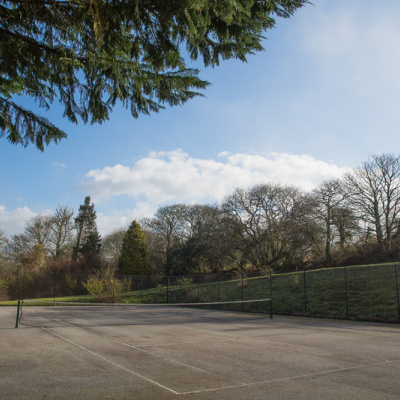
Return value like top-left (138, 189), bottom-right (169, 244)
top-left (241, 272), bottom-right (244, 311)
top-left (241, 272), bottom-right (244, 301)
top-left (166, 277), bottom-right (169, 304)
top-left (303, 270), bottom-right (307, 316)
top-left (344, 267), bottom-right (349, 319)
top-left (269, 270), bottom-right (273, 318)
top-left (53, 271), bottom-right (56, 302)
top-left (21, 269), bottom-right (25, 301)
top-left (395, 264), bottom-right (400, 323)
top-left (217, 275), bottom-right (220, 302)
top-left (112, 276), bottom-right (115, 303)
top-left (197, 274), bottom-right (200, 302)
top-left (269, 270), bottom-right (272, 300)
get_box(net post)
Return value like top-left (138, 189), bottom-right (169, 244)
top-left (15, 300), bottom-right (21, 328)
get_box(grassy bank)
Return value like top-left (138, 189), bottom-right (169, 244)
top-left (128, 264), bottom-right (400, 323)
top-left (1, 263), bottom-right (399, 323)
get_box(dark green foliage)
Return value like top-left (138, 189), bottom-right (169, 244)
top-left (79, 231), bottom-right (102, 256)
top-left (118, 220), bottom-right (150, 275)
top-left (73, 196), bottom-right (101, 258)
top-left (0, 0), bottom-right (308, 150)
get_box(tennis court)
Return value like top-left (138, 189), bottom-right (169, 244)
top-left (1, 303), bottom-right (400, 399)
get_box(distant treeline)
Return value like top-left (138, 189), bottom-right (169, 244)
top-left (1, 153), bottom-right (400, 301)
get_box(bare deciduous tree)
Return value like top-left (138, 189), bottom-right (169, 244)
top-left (222, 183), bottom-right (313, 270)
top-left (311, 180), bottom-right (355, 266)
top-left (100, 227), bottom-right (127, 266)
top-left (143, 204), bottom-right (186, 275)
top-left (345, 153), bottom-right (400, 253)
top-left (49, 205), bottom-right (74, 257)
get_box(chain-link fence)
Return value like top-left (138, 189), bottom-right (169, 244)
top-left (6, 264), bottom-right (400, 323)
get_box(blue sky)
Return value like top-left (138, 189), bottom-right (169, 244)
top-left (1, 0), bottom-right (400, 237)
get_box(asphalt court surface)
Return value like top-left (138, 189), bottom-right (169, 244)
top-left (1, 305), bottom-right (400, 399)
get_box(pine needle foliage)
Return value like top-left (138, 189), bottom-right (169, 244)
top-left (0, 0), bottom-right (308, 150)
top-left (118, 220), bottom-right (150, 275)
top-left (73, 196), bottom-right (101, 258)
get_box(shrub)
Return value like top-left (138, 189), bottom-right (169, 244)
top-left (0, 278), bottom-right (7, 301)
top-left (176, 277), bottom-right (193, 291)
top-left (83, 266), bottom-right (131, 303)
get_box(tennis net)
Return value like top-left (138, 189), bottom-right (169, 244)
top-left (15, 298), bottom-right (272, 328)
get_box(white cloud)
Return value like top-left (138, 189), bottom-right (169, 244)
top-left (96, 212), bottom-right (129, 236)
top-left (78, 150), bottom-right (348, 209)
top-left (0, 205), bottom-right (37, 237)
top-left (52, 162), bottom-right (67, 169)
top-left (96, 202), bottom-right (156, 236)
top-left (1, 151), bottom-right (348, 237)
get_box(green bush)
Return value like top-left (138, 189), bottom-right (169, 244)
top-left (0, 278), bottom-right (7, 301)
top-left (83, 266), bottom-right (131, 302)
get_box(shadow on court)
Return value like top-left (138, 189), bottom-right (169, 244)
top-left (1, 306), bottom-right (400, 399)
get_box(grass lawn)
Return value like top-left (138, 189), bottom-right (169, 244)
top-left (1, 263), bottom-right (399, 323)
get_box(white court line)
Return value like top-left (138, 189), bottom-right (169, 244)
top-left (179, 359), bottom-right (400, 395)
top-left (42, 322), bottom-right (247, 393)
top-left (109, 337), bottom-right (237, 379)
top-left (35, 315), bottom-right (400, 396)
top-left (134, 338), bottom-right (234, 348)
top-left (42, 323), bottom-right (370, 397)
top-left (47, 317), bottom-right (240, 379)
top-left (42, 327), bottom-right (181, 395)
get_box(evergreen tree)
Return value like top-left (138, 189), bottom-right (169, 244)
top-left (118, 220), bottom-right (150, 275)
top-left (80, 230), bottom-right (102, 256)
top-left (0, 0), bottom-right (308, 150)
top-left (73, 196), bottom-right (101, 259)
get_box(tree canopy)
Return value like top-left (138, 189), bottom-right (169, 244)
top-left (2, 153), bottom-right (400, 277)
top-left (73, 196), bottom-right (101, 258)
top-left (0, 0), bottom-right (308, 150)
top-left (118, 220), bottom-right (150, 275)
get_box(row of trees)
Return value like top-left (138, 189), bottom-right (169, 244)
top-left (0, 196), bottom-right (100, 270)
top-left (141, 153), bottom-right (400, 274)
top-left (1, 154), bottom-right (400, 282)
